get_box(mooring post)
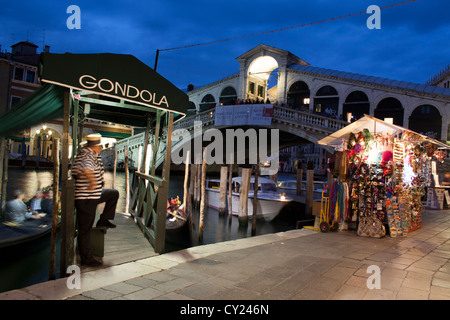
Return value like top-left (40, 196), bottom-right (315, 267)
top-left (188, 163), bottom-right (195, 213)
top-left (296, 161), bottom-right (303, 196)
top-left (252, 154), bottom-right (260, 235)
top-left (306, 160), bottom-right (314, 216)
top-left (219, 164), bottom-right (228, 215)
top-left (199, 147), bottom-right (207, 242)
top-left (183, 150), bottom-right (190, 221)
top-left (112, 149), bottom-right (117, 189)
top-left (238, 166), bottom-right (251, 227)
top-left (227, 163), bottom-right (233, 218)
top-left (49, 138), bottom-right (60, 280)
top-left (124, 146), bottom-right (129, 214)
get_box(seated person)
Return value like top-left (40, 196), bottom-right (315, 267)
top-left (27, 190), bottom-right (46, 214)
top-left (42, 189), bottom-right (54, 215)
top-left (5, 190), bottom-right (45, 223)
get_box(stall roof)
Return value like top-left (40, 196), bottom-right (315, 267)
top-left (0, 52), bottom-right (188, 136)
top-left (317, 114), bottom-right (450, 149)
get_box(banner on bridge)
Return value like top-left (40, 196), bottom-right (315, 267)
top-left (214, 104), bottom-right (273, 126)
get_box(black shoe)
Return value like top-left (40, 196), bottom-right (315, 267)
top-left (81, 258), bottom-right (102, 267)
top-left (96, 220), bottom-right (116, 228)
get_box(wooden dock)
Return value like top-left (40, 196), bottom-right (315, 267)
top-left (79, 210), bottom-right (158, 272)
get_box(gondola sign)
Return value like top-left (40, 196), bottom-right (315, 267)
top-left (38, 52), bottom-right (188, 116)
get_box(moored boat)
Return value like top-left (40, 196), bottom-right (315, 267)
top-left (206, 177), bottom-right (301, 221)
top-left (277, 180), bottom-right (326, 199)
top-left (0, 216), bottom-right (57, 249)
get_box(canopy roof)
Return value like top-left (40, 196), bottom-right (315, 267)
top-left (318, 114), bottom-right (450, 149)
top-left (0, 52), bottom-right (188, 136)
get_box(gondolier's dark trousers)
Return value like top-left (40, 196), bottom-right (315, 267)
top-left (75, 188), bottom-right (119, 263)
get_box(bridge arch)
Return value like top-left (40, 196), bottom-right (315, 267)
top-left (287, 80), bottom-right (310, 111)
top-left (343, 90), bottom-right (370, 122)
top-left (409, 104), bottom-right (442, 139)
top-left (247, 55), bottom-right (279, 102)
top-left (200, 94), bottom-right (216, 111)
top-left (374, 97), bottom-right (404, 126)
top-left (219, 86), bottom-right (237, 105)
top-left (313, 85), bottom-right (339, 118)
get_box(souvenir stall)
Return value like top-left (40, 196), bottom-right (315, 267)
top-left (318, 115), bottom-right (449, 238)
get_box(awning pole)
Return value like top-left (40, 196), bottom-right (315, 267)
top-left (60, 89), bottom-right (75, 276)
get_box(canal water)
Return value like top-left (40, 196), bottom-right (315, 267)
top-left (0, 168), bottom-right (301, 293)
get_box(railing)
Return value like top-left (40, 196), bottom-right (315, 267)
top-left (174, 105), bottom-right (347, 132)
top-left (272, 106), bottom-right (347, 131)
top-left (115, 105), bottom-right (347, 170)
top-left (129, 170), bottom-right (168, 254)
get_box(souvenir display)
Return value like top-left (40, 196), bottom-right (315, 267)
top-left (323, 119), bottom-right (448, 238)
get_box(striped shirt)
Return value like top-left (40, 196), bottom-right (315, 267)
top-left (73, 147), bottom-right (104, 200)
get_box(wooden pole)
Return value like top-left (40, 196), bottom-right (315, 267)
top-left (60, 89), bottom-right (75, 276)
top-left (112, 149), bottom-right (117, 189)
top-left (252, 155), bottom-right (260, 235)
top-left (296, 161), bottom-right (303, 196)
top-left (0, 138), bottom-right (5, 214)
top-left (227, 163), bottom-right (233, 217)
top-left (183, 150), bottom-right (190, 209)
top-left (49, 138), bottom-right (60, 280)
top-left (199, 147), bottom-right (207, 242)
top-left (124, 146), bottom-right (130, 214)
top-left (1, 139), bottom-right (9, 213)
top-left (150, 111), bottom-right (161, 176)
top-left (141, 116), bottom-right (151, 173)
top-left (219, 165), bottom-right (228, 215)
top-left (238, 166), bottom-right (251, 227)
top-left (306, 160), bottom-right (314, 217)
top-left (188, 163), bottom-right (194, 214)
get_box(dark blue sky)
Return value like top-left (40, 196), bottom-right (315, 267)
top-left (1, 0), bottom-right (449, 89)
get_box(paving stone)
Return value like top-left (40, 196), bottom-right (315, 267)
top-left (82, 288), bottom-right (122, 300)
top-left (396, 287), bottom-right (429, 300)
top-left (102, 282), bottom-right (142, 294)
top-left (121, 287), bottom-right (164, 300)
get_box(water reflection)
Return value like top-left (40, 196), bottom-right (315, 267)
top-left (1, 169), bottom-right (300, 293)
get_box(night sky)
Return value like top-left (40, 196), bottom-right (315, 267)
top-left (1, 0), bottom-right (449, 89)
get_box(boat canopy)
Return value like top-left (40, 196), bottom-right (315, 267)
top-left (0, 52), bottom-right (188, 136)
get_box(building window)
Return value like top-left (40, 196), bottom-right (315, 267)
top-left (26, 70), bottom-right (36, 83)
top-left (248, 82), bottom-right (255, 95)
top-left (257, 85), bottom-right (264, 98)
top-left (14, 67), bottom-right (24, 81)
top-left (10, 96), bottom-right (22, 109)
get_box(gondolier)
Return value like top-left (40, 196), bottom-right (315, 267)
top-left (72, 133), bottom-right (119, 267)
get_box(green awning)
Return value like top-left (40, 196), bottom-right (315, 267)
top-left (39, 53), bottom-right (188, 117)
top-left (0, 52), bottom-right (188, 137)
top-left (0, 83), bottom-right (65, 137)
top-left (95, 130), bottom-right (131, 139)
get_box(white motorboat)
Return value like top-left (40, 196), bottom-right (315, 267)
top-left (205, 177), bottom-right (300, 221)
top-left (277, 180), bottom-right (327, 199)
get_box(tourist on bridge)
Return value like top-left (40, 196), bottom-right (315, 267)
top-left (72, 133), bottom-right (119, 267)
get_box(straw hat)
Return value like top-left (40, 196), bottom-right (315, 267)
top-left (85, 133), bottom-right (102, 147)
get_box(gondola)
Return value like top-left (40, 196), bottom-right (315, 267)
top-left (165, 197), bottom-right (190, 246)
top-left (166, 197), bottom-right (188, 232)
top-left (0, 216), bottom-right (58, 249)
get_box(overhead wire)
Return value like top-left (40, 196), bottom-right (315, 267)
top-left (157, 0), bottom-right (419, 52)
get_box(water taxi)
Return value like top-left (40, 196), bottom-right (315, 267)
top-left (205, 177), bottom-right (301, 221)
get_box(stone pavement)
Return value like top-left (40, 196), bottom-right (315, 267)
top-left (1, 209), bottom-right (450, 300)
